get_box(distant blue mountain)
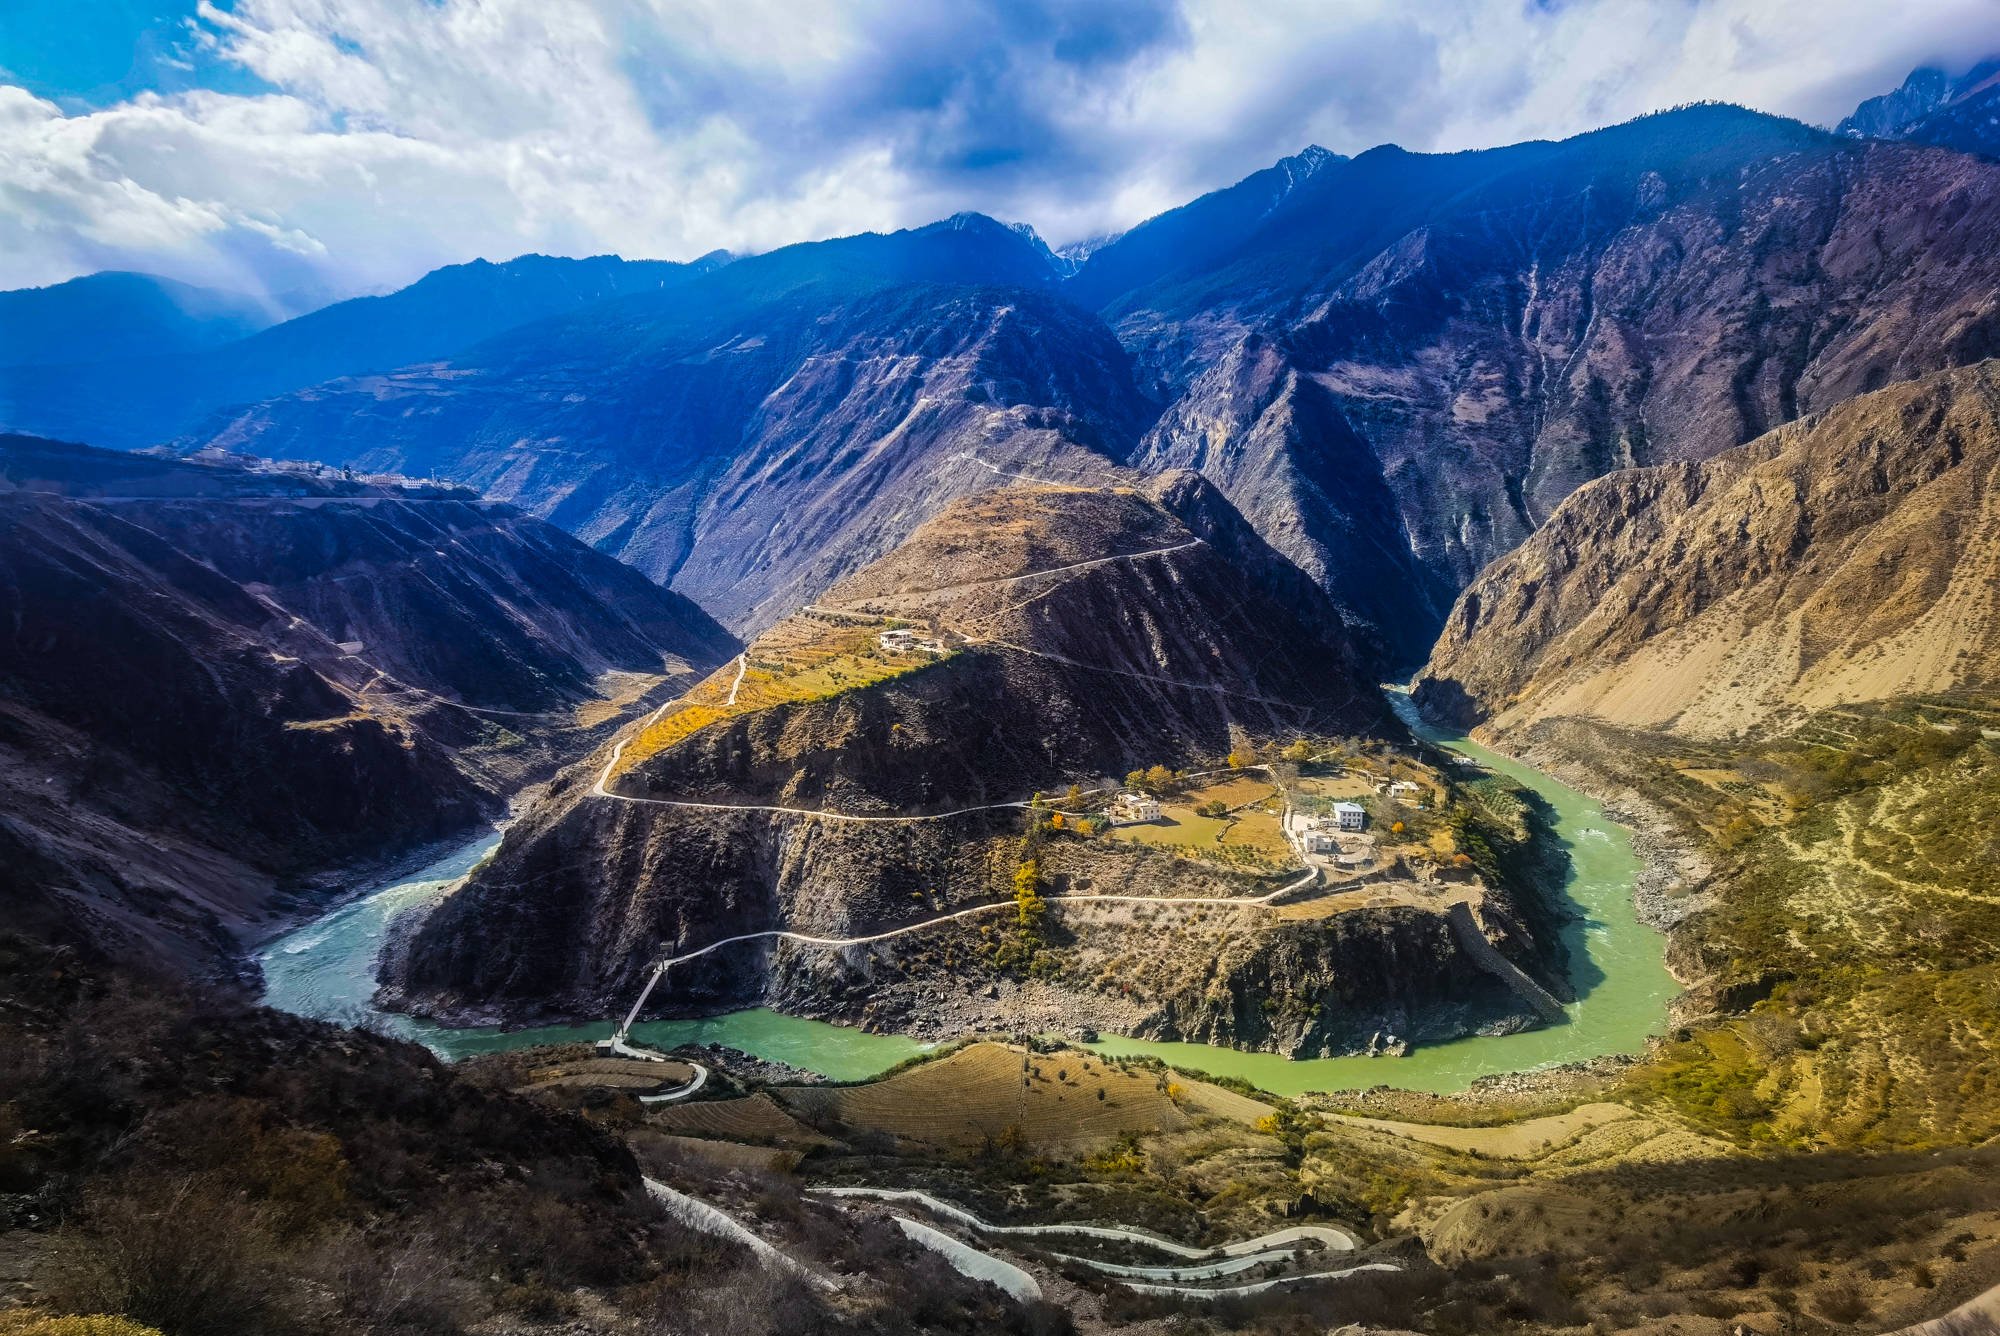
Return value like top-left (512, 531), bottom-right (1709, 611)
top-left (1837, 59), bottom-right (2000, 159)
top-left (1063, 145), bottom-right (1344, 311)
top-left (0, 251), bottom-right (727, 450)
top-left (0, 271), bottom-right (278, 368)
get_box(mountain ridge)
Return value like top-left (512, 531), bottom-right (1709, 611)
top-left (0, 270), bottom-right (280, 368)
top-left (154, 104), bottom-right (2000, 665)
top-left (1413, 360), bottom-right (2000, 739)
top-left (20, 104), bottom-right (2000, 669)
top-left (0, 435), bottom-right (736, 980)
top-left (0, 252), bottom-right (727, 452)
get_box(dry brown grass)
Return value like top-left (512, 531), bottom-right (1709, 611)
top-left (1325, 1102), bottom-right (1644, 1158)
top-left (647, 1092), bottom-right (836, 1149)
top-left (573, 668), bottom-right (678, 728)
top-left (645, 1134), bottom-right (798, 1173)
top-left (613, 617), bottom-right (944, 775)
top-left (518, 1057), bottom-right (693, 1095)
top-left (773, 1043), bottom-right (1260, 1153)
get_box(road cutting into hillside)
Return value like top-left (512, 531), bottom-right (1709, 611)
top-left (810, 1185), bottom-right (1399, 1301)
top-left (809, 535), bottom-right (1202, 607)
top-left (613, 866), bottom-right (1320, 1035)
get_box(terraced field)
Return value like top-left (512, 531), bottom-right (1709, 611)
top-left (613, 612), bottom-right (951, 775)
top-left (647, 1091), bottom-right (837, 1149)
top-left (518, 1056), bottom-right (694, 1093)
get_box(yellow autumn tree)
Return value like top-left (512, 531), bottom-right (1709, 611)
top-left (1014, 859), bottom-right (1046, 932)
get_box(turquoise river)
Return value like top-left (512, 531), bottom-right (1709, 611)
top-left (259, 693), bottom-right (1678, 1095)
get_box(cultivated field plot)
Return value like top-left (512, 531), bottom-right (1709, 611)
top-left (519, 1057), bottom-right (694, 1094)
top-left (1189, 776), bottom-right (1281, 808)
top-left (1105, 780), bottom-right (1294, 865)
top-left (1326, 1103), bottom-right (1643, 1158)
top-left (1294, 775), bottom-right (1378, 801)
top-left (614, 612), bottom-right (952, 774)
top-left (646, 1091), bottom-right (836, 1149)
top-left (773, 1043), bottom-right (1267, 1153)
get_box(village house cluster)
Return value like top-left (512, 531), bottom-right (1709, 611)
top-left (185, 445), bottom-right (445, 492)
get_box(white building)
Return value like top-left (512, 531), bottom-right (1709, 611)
top-left (879, 628), bottom-right (944, 655)
top-left (1334, 802), bottom-right (1367, 831)
top-left (1110, 792), bottom-right (1162, 824)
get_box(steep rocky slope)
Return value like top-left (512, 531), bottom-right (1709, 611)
top-left (0, 436), bottom-right (736, 979)
top-left (188, 222), bottom-right (1150, 634)
top-left (1113, 108), bottom-right (2000, 661)
top-left (160, 106), bottom-right (2000, 668)
top-left (1839, 58), bottom-right (2000, 158)
top-left (1413, 361), bottom-right (2000, 739)
top-left (381, 482), bottom-right (1573, 1053)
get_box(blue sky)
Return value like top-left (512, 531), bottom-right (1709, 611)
top-left (0, 1), bottom-right (265, 105)
top-left (2, 0), bottom-right (1997, 300)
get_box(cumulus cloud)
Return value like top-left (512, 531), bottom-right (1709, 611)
top-left (1, 0), bottom-right (1995, 298)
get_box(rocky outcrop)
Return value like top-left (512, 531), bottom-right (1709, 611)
top-left (1839, 59), bottom-right (2000, 158)
top-left (1414, 361), bottom-right (2000, 739)
top-left (0, 436), bottom-right (736, 979)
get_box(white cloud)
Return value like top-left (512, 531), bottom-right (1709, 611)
top-left (0, 0), bottom-right (1994, 298)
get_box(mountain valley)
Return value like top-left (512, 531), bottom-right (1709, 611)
top-left (10, 50), bottom-right (2000, 1336)
top-left (0, 435), bottom-right (735, 981)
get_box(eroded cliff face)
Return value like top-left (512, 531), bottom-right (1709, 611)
top-left (1115, 117), bottom-right (2000, 659)
top-left (1414, 361), bottom-right (2000, 740)
top-left (160, 111), bottom-right (2000, 665)
top-left (0, 437), bottom-right (736, 979)
top-left (191, 238), bottom-right (1153, 636)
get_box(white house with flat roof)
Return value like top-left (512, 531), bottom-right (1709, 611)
top-left (1109, 792), bottom-right (1161, 824)
top-left (1333, 802), bottom-right (1367, 831)
top-left (879, 627), bottom-right (944, 655)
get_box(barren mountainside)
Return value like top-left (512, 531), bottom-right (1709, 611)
top-left (1120, 111), bottom-right (2000, 664)
top-left (1414, 361), bottom-right (2000, 738)
top-left (196, 268), bottom-right (1150, 634)
top-left (0, 437), bottom-right (736, 978)
top-left (138, 106), bottom-right (2000, 668)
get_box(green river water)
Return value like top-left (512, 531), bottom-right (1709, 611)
top-left (258, 693), bottom-right (1676, 1095)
